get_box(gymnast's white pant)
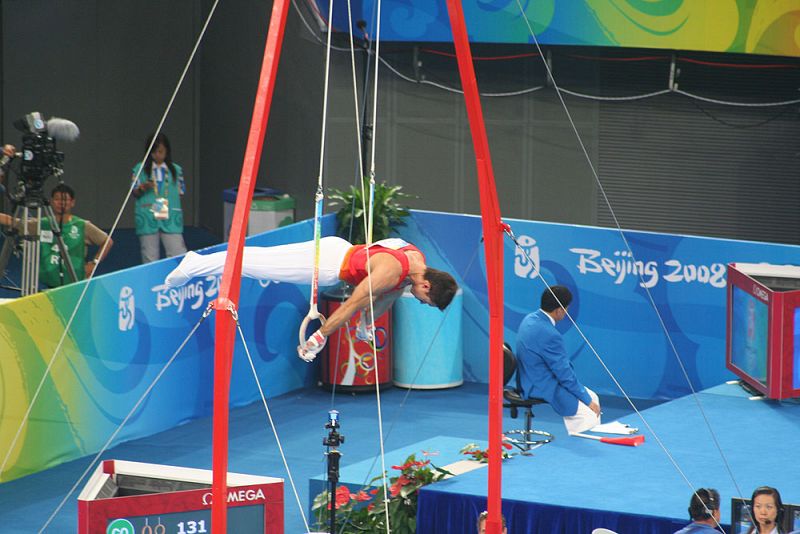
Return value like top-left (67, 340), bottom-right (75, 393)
top-left (164, 236), bottom-right (353, 288)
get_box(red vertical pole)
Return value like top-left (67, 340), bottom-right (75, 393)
top-left (210, 0), bottom-right (290, 530)
top-left (443, 2), bottom-right (505, 533)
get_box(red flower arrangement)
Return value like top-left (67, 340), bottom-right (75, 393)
top-left (312, 453), bottom-right (450, 534)
top-left (460, 439), bottom-right (513, 463)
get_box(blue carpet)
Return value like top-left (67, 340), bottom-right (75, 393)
top-left (0, 382), bottom-right (658, 533)
top-left (418, 383), bottom-right (800, 533)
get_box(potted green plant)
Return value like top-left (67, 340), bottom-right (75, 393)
top-left (328, 181), bottom-right (413, 244)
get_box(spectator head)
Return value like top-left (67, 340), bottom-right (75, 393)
top-left (144, 132), bottom-right (177, 179)
top-left (688, 488), bottom-right (720, 523)
top-left (477, 510), bottom-right (507, 534)
top-left (750, 486), bottom-right (783, 531)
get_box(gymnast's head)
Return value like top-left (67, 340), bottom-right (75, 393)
top-left (410, 268), bottom-right (458, 310)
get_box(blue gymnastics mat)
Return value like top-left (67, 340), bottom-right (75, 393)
top-left (418, 383), bottom-right (800, 533)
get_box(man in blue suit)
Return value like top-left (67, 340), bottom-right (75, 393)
top-left (515, 285), bottom-right (601, 434)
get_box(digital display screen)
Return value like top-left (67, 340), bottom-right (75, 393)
top-left (731, 500), bottom-right (753, 534)
top-left (794, 308), bottom-right (800, 390)
top-left (793, 508), bottom-right (800, 530)
top-left (107, 504), bottom-right (264, 533)
top-left (731, 286), bottom-right (769, 386)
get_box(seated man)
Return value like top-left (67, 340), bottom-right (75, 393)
top-left (164, 236), bottom-right (458, 361)
top-left (674, 488), bottom-right (721, 533)
top-left (515, 285), bottom-right (601, 435)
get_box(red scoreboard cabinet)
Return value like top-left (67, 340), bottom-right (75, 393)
top-left (78, 460), bottom-right (283, 533)
top-left (726, 263), bottom-right (800, 400)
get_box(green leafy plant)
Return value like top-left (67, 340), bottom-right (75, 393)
top-left (311, 453), bottom-right (450, 534)
top-left (328, 182), bottom-right (413, 244)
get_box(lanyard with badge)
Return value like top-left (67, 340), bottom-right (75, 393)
top-left (150, 165), bottom-right (170, 220)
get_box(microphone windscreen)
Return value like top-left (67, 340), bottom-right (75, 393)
top-left (46, 117), bottom-right (80, 142)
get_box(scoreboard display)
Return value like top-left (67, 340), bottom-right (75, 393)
top-left (78, 460), bottom-right (283, 533)
top-left (727, 263), bottom-right (800, 400)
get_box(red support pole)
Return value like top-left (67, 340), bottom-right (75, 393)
top-left (210, 0), bottom-right (290, 530)
top-left (443, 2), bottom-right (505, 533)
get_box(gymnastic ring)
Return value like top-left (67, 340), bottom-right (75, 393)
top-left (299, 312), bottom-right (327, 347)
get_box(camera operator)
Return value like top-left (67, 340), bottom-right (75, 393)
top-left (0, 144), bottom-right (16, 181)
top-left (0, 183), bottom-right (113, 288)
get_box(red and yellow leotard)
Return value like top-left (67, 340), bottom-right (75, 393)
top-left (339, 238), bottom-right (423, 290)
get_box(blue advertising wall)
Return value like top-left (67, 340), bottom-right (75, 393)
top-left (0, 217), bottom-right (335, 482)
top-left (397, 211), bottom-right (800, 400)
top-left (5, 208), bottom-right (800, 482)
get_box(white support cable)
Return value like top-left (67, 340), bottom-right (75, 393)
top-left (367, 3), bottom-right (382, 183)
top-left (301, 0), bottom-right (336, 330)
top-left (378, 56), bottom-right (546, 97)
top-left (325, 0), bottom-right (369, 413)
top-left (313, 1), bottom-right (390, 530)
top-left (668, 53), bottom-right (677, 91)
top-left (675, 88), bottom-right (800, 107)
top-left (345, 0), bottom-right (366, 177)
top-left (292, 4), bottom-right (800, 108)
top-left (315, 0), bottom-right (336, 190)
top-left (291, 0), bottom-right (363, 52)
top-left (513, 0), bottom-right (746, 525)
top-left (508, 231), bottom-right (728, 532)
top-left (362, 243), bottom-right (392, 534)
top-left (0, 0), bottom-right (222, 481)
top-left (38, 305), bottom-right (214, 533)
top-left (557, 87), bottom-right (672, 101)
top-left (360, 3), bottom-right (392, 531)
top-left (235, 318), bottom-right (311, 534)
top-left (334, 242), bottom-right (483, 532)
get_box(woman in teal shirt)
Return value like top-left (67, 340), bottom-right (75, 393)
top-left (131, 132), bottom-right (187, 263)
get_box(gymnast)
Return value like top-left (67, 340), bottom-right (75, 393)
top-left (164, 236), bottom-right (458, 361)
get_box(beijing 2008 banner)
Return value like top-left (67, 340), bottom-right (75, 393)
top-left (0, 219), bottom-right (335, 483)
top-left (3, 209), bottom-right (800, 483)
top-left (321, 1), bottom-right (800, 58)
top-left (398, 210), bottom-right (800, 400)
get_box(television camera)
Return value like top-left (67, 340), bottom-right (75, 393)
top-left (0, 112), bottom-right (80, 295)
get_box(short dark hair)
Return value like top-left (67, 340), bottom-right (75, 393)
top-left (540, 285), bottom-right (572, 313)
top-left (424, 268), bottom-right (458, 310)
top-left (51, 183), bottom-right (75, 200)
top-left (688, 488), bottom-right (719, 521)
top-left (477, 510), bottom-right (506, 531)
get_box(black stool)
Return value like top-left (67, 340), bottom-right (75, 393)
top-left (502, 343), bottom-right (553, 454)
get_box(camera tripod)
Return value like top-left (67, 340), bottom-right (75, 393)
top-left (0, 195), bottom-right (77, 296)
top-left (323, 410), bottom-right (344, 534)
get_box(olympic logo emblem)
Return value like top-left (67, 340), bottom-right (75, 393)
top-left (514, 234), bottom-right (540, 280)
top-left (339, 325), bottom-right (389, 384)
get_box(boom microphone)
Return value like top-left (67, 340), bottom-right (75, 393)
top-left (45, 117), bottom-right (80, 142)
